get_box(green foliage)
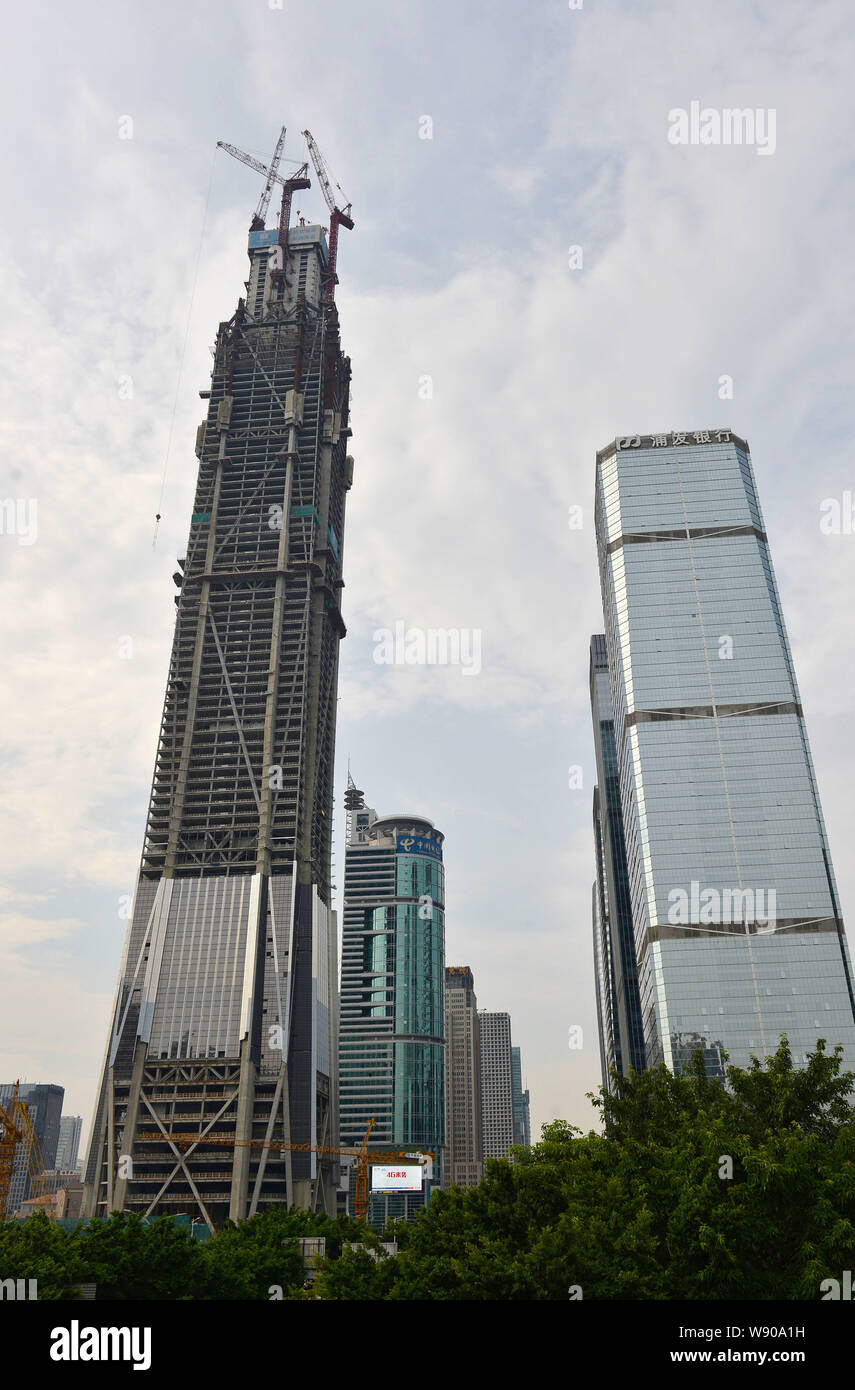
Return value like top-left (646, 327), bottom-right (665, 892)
top-left (0, 1210), bottom-right (84, 1300)
top-left (4, 1039), bottom-right (852, 1300)
top-left (200, 1207), bottom-right (373, 1299)
top-left (73, 1212), bottom-right (204, 1300)
top-left (312, 1243), bottom-right (395, 1300)
top-left (0, 1206), bottom-right (378, 1300)
top-left (311, 1036), bottom-right (855, 1300)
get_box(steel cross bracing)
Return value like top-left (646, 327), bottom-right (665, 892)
top-left (90, 1058), bottom-right (338, 1230)
top-left (140, 293), bottom-right (349, 893)
top-left (85, 225), bottom-right (352, 1224)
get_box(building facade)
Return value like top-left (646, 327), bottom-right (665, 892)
top-left (479, 1012), bottom-right (514, 1159)
top-left (444, 966), bottom-right (484, 1187)
top-left (339, 788), bottom-right (446, 1220)
top-left (13, 1172), bottom-right (85, 1221)
top-left (84, 153), bottom-right (353, 1227)
top-left (591, 634), bottom-right (645, 1088)
top-left (55, 1115), bottom-right (83, 1173)
top-left (593, 428), bottom-right (855, 1076)
top-left (511, 1046), bottom-right (530, 1147)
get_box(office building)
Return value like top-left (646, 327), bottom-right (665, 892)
top-left (511, 1046), bottom-right (530, 1147)
top-left (444, 966), bottom-right (484, 1187)
top-left (479, 1012), bottom-right (514, 1159)
top-left (593, 428), bottom-right (855, 1076)
top-left (339, 784), bottom-right (446, 1220)
top-left (55, 1115), bottom-right (83, 1173)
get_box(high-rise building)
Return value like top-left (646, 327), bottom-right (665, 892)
top-left (55, 1115), bottom-right (83, 1172)
top-left (591, 634), bottom-right (645, 1088)
top-left (0, 1083), bottom-right (64, 1211)
top-left (479, 1013), bottom-right (514, 1159)
top-left (444, 966), bottom-right (484, 1187)
top-left (339, 786), bottom-right (446, 1220)
top-left (510, 1046), bottom-right (530, 1147)
top-left (593, 428), bottom-right (855, 1076)
top-left (84, 134), bottom-right (354, 1226)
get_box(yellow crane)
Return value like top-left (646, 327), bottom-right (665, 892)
top-left (0, 1081), bottom-right (55, 1220)
top-left (137, 1119), bottom-right (432, 1220)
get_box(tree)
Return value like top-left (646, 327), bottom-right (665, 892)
top-left (69, 1213), bottom-right (204, 1300)
top-left (199, 1208), bottom-right (371, 1299)
top-left (313, 1038), bottom-right (855, 1300)
top-left (0, 1210), bottom-right (82, 1300)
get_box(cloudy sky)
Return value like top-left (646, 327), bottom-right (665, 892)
top-left (2, 0), bottom-right (855, 1149)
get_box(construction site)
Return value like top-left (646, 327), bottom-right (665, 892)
top-left (0, 1082), bottom-right (55, 1221)
top-left (82, 128), bottom-right (365, 1232)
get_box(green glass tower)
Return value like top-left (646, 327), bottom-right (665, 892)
top-left (339, 781), bottom-right (445, 1220)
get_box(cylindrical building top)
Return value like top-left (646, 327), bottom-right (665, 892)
top-left (372, 814), bottom-right (443, 844)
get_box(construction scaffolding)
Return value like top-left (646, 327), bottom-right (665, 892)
top-left (84, 132), bottom-right (354, 1230)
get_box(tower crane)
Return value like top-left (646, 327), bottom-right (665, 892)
top-left (217, 130), bottom-right (311, 256)
top-left (137, 1119), bottom-right (432, 1220)
top-left (301, 129), bottom-right (354, 306)
top-left (250, 124), bottom-right (286, 230)
top-left (0, 1081), bottom-right (55, 1220)
top-left (0, 1086), bottom-right (23, 1217)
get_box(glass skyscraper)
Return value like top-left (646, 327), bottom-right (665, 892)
top-left (510, 1046), bottom-right (531, 1147)
top-left (55, 1115), bottom-right (83, 1173)
top-left (339, 786), bottom-right (445, 1219)
top-left (591, 635), bottom-right (645, 1086)
top-left (593, 428), bottom-right (855, 1077)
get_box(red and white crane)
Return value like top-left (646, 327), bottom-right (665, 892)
top-left (217, 128), bottom-right (311, 254)
top-left (301, 129), bottom-right (354, 306)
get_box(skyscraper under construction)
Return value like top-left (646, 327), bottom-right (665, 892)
top-left (84, 129), bottom-right (354, 1227)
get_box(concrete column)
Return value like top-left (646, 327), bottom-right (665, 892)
top-left (112, 1039), bottom-right (148, 1211)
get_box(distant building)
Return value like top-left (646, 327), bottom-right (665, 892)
top-left (511, 1046), bottom-right (530, 1147)
top-left (0, 1083), bottom-right (64, 1212)
top-left (479, 1013), bottom-right (514, 1159)
top-left (13, 1174), bottom-right (84, 1222)
top-left (339, 782), bottom-right (446, 1222)
top-left (444, 967), bottom-right (484, 1187)
top-left (55, 1179), bottom-right (84, 1220)
top-left (55, 1115), bottom-right (83, 1173)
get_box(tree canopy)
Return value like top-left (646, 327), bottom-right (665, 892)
top-left (314, 1037), bottom-right (855, 1300)
top-left (3, 1037), bottom-right (853, 1300)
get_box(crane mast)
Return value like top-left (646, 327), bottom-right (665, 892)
top-left (0, 1081), bottom-right (54, 1220)
top-left (301, 129), bottom-right (355, 306)
top-left (253, 125), bottom-right (286, 229)
top-left (216, 131), bottom-right (310, 261)
top-left (217, 128), bottom-right (352, 297)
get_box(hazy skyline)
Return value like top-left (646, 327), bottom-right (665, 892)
top-left (3, 0), bottom-right (855, 1149)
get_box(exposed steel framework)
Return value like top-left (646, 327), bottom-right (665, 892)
top-left (84, 129), bottom-right (355, 1230)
